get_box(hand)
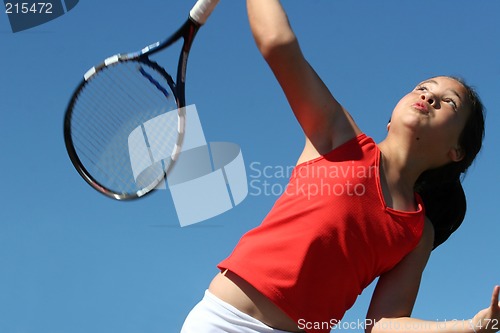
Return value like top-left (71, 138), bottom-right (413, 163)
top-left (471, 286), bottom-right (500, 333)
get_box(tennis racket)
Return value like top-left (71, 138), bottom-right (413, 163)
top-left (64, 0), bottom-right (219, 200)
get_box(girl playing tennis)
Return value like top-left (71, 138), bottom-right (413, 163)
top-left (181, 1), bottom-right (498, 332)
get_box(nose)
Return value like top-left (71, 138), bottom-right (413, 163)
top-left (420, 92), bottom-right (435, 105)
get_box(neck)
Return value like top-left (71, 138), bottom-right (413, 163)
top-left (378, 135), bottom-right (429, 209)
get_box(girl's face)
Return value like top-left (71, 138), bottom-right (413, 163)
top-left (390, 76), bottom-right (471, 167)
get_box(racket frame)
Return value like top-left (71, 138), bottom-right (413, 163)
top-left (64, 12), bottom-right (208, 200)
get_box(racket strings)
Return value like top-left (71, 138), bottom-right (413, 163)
top-left (69, 60), bottom-right (181, 195)
top-left (73, 91), bottom-right (173, 189)
top-left (79, 65), bottom-right (160, 125)
top-left (110, 65), bottom-right (166, 112)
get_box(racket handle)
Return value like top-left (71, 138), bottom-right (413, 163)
top-left (189, 0), bottom-right (219, 25)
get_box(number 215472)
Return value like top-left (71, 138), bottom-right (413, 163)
top-left (5, 2), bottom-right (53, 14)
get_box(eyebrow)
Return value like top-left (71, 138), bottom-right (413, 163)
top-left (419, 79), bottom-right (463, 102)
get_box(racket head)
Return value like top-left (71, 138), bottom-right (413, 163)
top-left (64, 57), bottom-right (185, 200)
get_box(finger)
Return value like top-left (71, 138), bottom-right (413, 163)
top-left (491, 285), bottom-right (500, 308)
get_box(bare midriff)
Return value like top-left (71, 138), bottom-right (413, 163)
top-left (208, 270), bottom-right (304, 332)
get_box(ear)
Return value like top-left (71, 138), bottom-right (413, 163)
top-left (386, 122), bottom-right (391, 132)
top-left (449, 146), bottom-right (465, 162)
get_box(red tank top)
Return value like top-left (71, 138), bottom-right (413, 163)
top-left (218, 134), bottom-right (425, 333)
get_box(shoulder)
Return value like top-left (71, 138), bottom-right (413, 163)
top-left (296, 133), bottom-right (371, 165)
top-left (420, 217), bottom-right (435, 252)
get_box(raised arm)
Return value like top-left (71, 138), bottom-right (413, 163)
top-left (246, 0), bottom-right (361, 160)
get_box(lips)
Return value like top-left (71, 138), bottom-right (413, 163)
top-left (412, 102), bottom-right (430, 114)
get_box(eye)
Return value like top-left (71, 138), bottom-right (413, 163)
top-left (444, 98), bottom-right (458, 110)
top-left (415, 85), bottom-right (428, 92)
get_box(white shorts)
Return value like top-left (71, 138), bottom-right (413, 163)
top-left (180, 290), bottom-right (295, 333)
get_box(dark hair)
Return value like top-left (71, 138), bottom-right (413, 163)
top-left (414, 76), bottom-right (485, 249)
top-left (417, 179), bottom-right (466, 249)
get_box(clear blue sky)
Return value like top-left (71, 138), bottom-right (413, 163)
top-left (1, 1), bottom-right (499, 332)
